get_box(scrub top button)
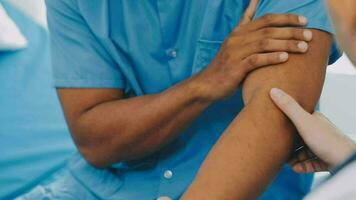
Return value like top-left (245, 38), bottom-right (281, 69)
top-left (157, 196), bottom-right (172, 200)
top-left (168, 50), bottom-right (177, 58)
top-left (164, 170), bottom-right (173, 179)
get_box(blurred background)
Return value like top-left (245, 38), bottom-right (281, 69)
top-left (0, 0), bottom-right (74, 199)
top-left (1, 0), bottom-right (356, 198)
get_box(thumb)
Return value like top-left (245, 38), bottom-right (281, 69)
top-left (240, 0), bottom-right (259, 25)
top-left (270, 88), bottom-right (312, 131)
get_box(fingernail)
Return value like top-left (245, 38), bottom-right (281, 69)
top-left (279, 52), bottom-right (289, 61)
top-left (298, 41), bottom-right (308, 52)
top-left (299, 16), bottom-right (308, 25)
top-left (270, 88), bottom-right (283, 98)
top-left (303, 30), bottom-right (313, 41)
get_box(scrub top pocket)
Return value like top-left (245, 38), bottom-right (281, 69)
top-left (191, 39), bottom-right (223, 75)
top-left (191, 0), bottom-right (244, 75)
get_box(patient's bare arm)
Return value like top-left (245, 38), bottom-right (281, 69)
top-left (182, 30), bottom-right (331, 200)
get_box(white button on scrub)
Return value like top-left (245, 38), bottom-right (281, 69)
top-left (157, 196), bottom-right (172, 200)
top-left (164, 170), bottom-right (173, 179)
top-left (169, 50), bottom-right (177, 58)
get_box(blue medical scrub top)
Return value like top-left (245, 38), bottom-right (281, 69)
top-left (0, 1), bottom-right (75, 199)
top-left (45, 0), bottom-right (341, 199)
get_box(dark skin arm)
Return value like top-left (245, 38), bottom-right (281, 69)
top-left (58, 82), bottom-right (210, 167)
top-left (58, 13), bottom-right (311, 168)
top-left (182, 30), bottom-right (331, 200)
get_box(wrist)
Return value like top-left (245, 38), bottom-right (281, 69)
top-left (186, 72), bottom-right (217, 103)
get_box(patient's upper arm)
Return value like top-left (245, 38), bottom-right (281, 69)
top-left (240, 29), bottom-right (332, 160)
top-left (234, 29), bottom-right (332, 196)
top-left (181, 30), bottom-right (334, 200)
top-left (243, 29), bottom-right (331, 114)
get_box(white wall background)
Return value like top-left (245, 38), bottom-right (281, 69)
top-left (328, 54), bottom-right (356, 75)
top-left (322, 55), bottom-right (356, 139)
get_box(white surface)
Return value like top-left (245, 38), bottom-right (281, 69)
top-left (306, 161), bottom-right (356, 200)
top-left (7, 0), bottom-right (47, 27)
top-left (328, 54), bottom-right (356, 75)
top-left (0, 3), bottom-right (27, 50)
top-left (320, 73), bottom-right (356, 136)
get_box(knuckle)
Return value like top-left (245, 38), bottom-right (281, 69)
top-left (262, 28), bottom-right (273, 36)
top-left (258, 39), bottom-right (269, 50)
top-left (238, 37), bottom-right (247, 45)
top-left (287, 41), bottom-right (296, 50)
top-left (262, 14), bottom-right (275, 23)
top-left (247, 55), bottom-right (259, 66)
top-left (291, 29), bottom-right (300, 38)
top-left (283, 40), bottom-right (293, 50)
top-left (236, 67), bottom-right (247, 78)
top-left (292, 40), bottom-right (300, 49)
top-left (287, 14), bottom-right (298, 22)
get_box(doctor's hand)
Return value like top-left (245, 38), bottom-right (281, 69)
top-left (194, 0), bottom-right (313, 102)
top-left (270, 88), bottom-right (356, 173)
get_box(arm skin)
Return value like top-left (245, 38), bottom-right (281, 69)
top-left (58, 77), bottom-right (211, 168)
top-left (182, 30), bottom-right (332, 200)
